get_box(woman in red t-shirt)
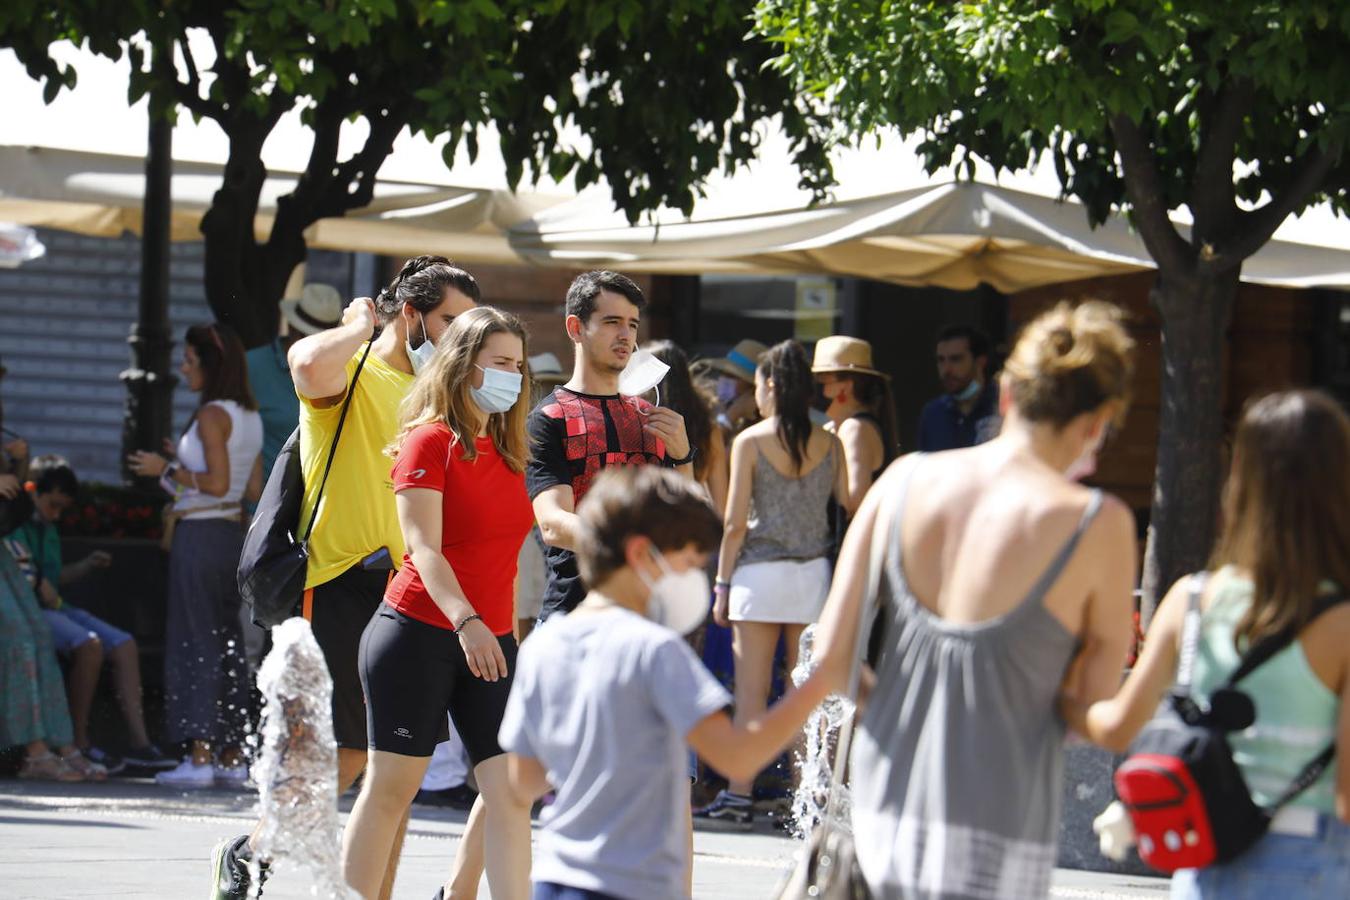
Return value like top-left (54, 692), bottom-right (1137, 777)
top-left (341, 306), bottom-right (535, 900)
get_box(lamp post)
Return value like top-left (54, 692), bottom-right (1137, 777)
top-left (120, 42), bottom-right (177, 485)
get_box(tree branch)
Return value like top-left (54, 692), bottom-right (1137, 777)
top-left (321, 107), bottom-right (407, 218)
top-left (1108, 112), bottom-right (1194, 272)
top-left (1226, 139), bottom-right (1344, 262)
top-left (1190, 79), bottom-right (1251, 240)
top-left (171, 31), bottom-right (225, 121)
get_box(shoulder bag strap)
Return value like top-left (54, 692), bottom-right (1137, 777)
top-left (822, 453), bottom-right (921, 823)
top-left (300, 341), bottom-right (373, 545)
top-left (1173, 571), bottom-right (1211, 698)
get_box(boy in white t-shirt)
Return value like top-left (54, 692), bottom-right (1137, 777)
top-left (499, 466), bottom-right (831, 900)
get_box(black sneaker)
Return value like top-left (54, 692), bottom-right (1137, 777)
top-left (123, 744), bottom-right (177, 771)
top-left (84, 746), bottom-right (126, 776)
top-left (414, 784), bottom-right (478, 810)
top-left (210, 834), bottom-right (269, 900)
top-left (693, 789), bottom-right (753, 827)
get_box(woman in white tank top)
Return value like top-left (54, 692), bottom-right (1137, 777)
top-left (128, 323), bottom-right (264, 789)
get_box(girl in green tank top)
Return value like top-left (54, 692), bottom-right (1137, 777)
top-left (1066, 391), bottom-right (1350, 899)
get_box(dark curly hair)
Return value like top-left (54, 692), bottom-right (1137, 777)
top-left (374, 255), bottom-right (481, 324)
top-left (760, 340), bottom-right (814, 473)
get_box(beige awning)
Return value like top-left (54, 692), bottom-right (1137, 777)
top-left (0, 144), bottom-right (569, 265)
top-left (508, 180), bottom-right (1350, 293)
top-left (4, 143), bottom-right (1348, 293)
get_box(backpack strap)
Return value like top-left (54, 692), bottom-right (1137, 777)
top-left (1180, 578), bottom-right (1345, 811)
top-left (1267, 744), bottom-right (1336, 812)
top-left (1223, 591), bottom-right (1349, 689)
top-left (1229, 590), bottom-right (1346, 813)
top-left (300, 341), bottom-right (373, 545)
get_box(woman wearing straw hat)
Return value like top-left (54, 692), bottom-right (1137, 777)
top-left (812, 336), bottom-right (899, 516)
top-left (704, 339), bottom-right (769, 438)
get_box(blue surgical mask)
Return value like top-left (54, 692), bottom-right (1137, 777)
top-left (953, 378), bottom-right (982, 403)
top-left (470, 365), bottom-right (522, 414)
top-left (405, 312), bottom-right (436, 375)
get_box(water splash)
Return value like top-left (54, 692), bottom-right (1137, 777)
top-left (250, 617), bottom-right (351, 898)
top-left (789, 624), bottom-right (855, 839)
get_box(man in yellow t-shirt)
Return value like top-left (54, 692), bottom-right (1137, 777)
top-left (210, 256), bottom-right (478, 900)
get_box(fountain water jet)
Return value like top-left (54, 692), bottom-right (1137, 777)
top-left (250, 617), bottom-right (351, 898)
top-left (789, 624), bottom-right (855, 839)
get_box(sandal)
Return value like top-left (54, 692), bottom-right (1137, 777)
top-left (18, 751), bottom-right (84, 782)
top-left (59, 749), bottom-right (108, 781)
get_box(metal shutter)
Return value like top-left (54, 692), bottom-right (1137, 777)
top-left (0, 228), bottom-right (213, 485)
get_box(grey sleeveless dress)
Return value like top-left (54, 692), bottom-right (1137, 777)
top-left (729, 442), bottom-right (838, 623)
top-left (851, 455), bottom-right (1103, 899)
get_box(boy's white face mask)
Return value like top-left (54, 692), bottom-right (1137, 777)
top-left (618, 349), bottom-right (670, 405)
top-left (638, 549), bottom-right (711, 636)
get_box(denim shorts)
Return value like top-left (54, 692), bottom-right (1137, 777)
top-left (43, 605), bottom-right (132, 654)
top-left (1170, 810), bottom-right (1350, 899)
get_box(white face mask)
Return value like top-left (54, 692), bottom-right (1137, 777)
top-left (953, 378), bottom-right (982, 403)
top-left (618, 349), bottom-right (670, 404)
top-left (470, 365), bottom-right (523, 415)
top-left (638, 549), bottom-right (711, 635)
top-left (405, 312), bottom-right (437, 375)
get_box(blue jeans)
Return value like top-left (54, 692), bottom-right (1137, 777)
top-left (43, 605), bottom-right (132, 654)
top-left (532, 882), bottom-right (624, 900)
top-left (1170, 812), bottom-right (1350, 899)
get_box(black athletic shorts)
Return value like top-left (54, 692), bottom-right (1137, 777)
top-left (359, 605), bottom-right (514, 762)
top-left (303, 564), bottom-right (390, 751)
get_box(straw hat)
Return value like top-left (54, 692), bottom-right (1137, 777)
top-left (705, 339), bottom-right (768, 383)
top-left (280, 283), bottom-right (344, 336)
top-left (529, 352), bottom-right (568, 386)
top-left (812, 336), bottom-right (889, 379)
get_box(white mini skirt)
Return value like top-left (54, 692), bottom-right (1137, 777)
top-left (728, 557), bottom-right (832, 624)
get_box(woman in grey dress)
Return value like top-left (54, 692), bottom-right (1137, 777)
top-left (804, 301), bottom-right (1140, 898)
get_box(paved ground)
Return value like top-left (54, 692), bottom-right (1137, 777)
top-left (0, 779), bottom-right (1169, 898)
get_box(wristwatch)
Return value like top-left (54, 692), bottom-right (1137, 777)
top-left (666, 445), bottom-right (698, 467)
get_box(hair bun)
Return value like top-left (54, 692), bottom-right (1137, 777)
top-left (1005, 301), bottom-right (1135, 428)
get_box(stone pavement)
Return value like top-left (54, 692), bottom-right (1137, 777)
top-left (0, 779), bottom-right (1169, 899)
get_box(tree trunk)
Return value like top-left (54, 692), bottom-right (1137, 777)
top-left (1138, 264), bottom-right (1240, 620)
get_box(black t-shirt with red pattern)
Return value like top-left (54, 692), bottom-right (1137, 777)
top-left (526, 387), bottom-right (669, 619)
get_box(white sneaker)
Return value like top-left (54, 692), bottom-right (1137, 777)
top-left (154, 759), bottom-right (215, 788)
top-left (213, 763), bottom-right (250, 788)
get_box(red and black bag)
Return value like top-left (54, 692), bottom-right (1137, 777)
top-left (1114, 572), bottom-right (1341, 873)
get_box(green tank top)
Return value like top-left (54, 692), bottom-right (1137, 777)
top-left (1190, 567), bottom-right (1339, 812)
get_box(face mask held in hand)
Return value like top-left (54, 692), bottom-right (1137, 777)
top-left (618, 349), bottom-right (671, 407)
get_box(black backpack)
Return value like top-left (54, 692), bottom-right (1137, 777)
top-left (1114, 572), bottom-right (1342, 872)
top-left (238, 343), bottom-right (370, 626)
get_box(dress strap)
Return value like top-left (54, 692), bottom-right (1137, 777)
top-left (1017, 490), bottom-right (1104, 605)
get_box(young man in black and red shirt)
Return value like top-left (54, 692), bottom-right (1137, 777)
top-left (528, 271), bottom-right (695, 622)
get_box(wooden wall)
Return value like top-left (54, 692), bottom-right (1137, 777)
top-left (1008, 272), bottom-right (1317, 517)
